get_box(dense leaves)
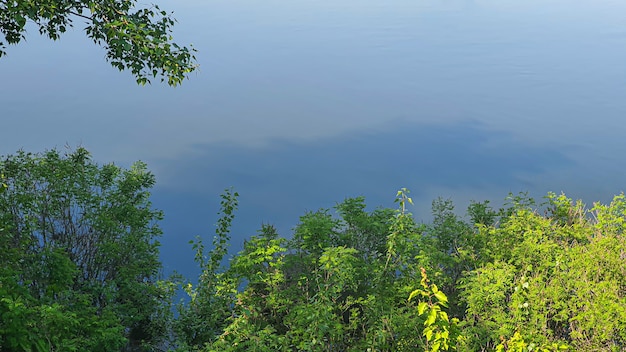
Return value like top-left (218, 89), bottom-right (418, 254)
top-left (176, 189), bottom-right (626, 352)
top-left (460, 193), bottom-right (626, 351)
top-left (0, 0), bottom-right (196, 85)
top-left (4, 147), bottom-right (626, 351)
top-left (177, 191), bottom-right (463, 351)
top-left (0, 148), bottom-right (171, 351)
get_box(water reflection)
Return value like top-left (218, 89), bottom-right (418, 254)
top-left (0, 0), bottom-right (625, 278)
top-left (152, 120), bottom-right (572, 276)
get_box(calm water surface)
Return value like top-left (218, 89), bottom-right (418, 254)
top-left (1, 0), bottom-right (625, 276)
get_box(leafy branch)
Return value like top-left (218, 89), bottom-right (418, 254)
top-left (0, 0), bottom-right (197, 85)
top-left (409, 267), bottom-right (463, 352)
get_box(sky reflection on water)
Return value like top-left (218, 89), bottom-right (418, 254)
top-left (1, 0), bottom-right (626, 275)
top-left (151, 120), bottom-right (574, 276)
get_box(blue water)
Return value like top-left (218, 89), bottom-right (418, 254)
top-left (1, 0), bottom-right (626, 278)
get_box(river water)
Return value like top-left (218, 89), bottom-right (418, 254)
top-left (1, 0), bottom-right (625, 275)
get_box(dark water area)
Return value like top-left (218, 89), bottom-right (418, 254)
top-left (1, 0), bottom-right (626, 280)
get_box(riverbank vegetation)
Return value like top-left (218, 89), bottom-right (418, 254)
top-left (1, 149), bottom-right (625, 351)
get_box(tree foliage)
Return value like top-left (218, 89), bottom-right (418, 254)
top-left (5, 147), bottom-right (626, 352)
top-left (176, 190), bottom-right (464, 351)
top-left (173, 188), bottom-right (626, 352)
top-left (460, 192), bottom-right (626, 351)
top-left (0, 148), bottom-right (172, 351)
top-left (0, 0), bottom-right (196, 85)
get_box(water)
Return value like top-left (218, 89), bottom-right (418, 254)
top-left (1, 0), bottom-right (626, 277)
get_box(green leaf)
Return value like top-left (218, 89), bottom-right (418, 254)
top-left (433, 290), bottom-right (448, 304)
top-left (418, 301), bottom-right (429, 315)
top-left (432, 341), bottom-right (441, 352)
top-left (424, 327), bottom-right (434, 341)
top-left (426, 307), bottom-right (437, 326)
top-left (438, 310), bottom-right (449, 323)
